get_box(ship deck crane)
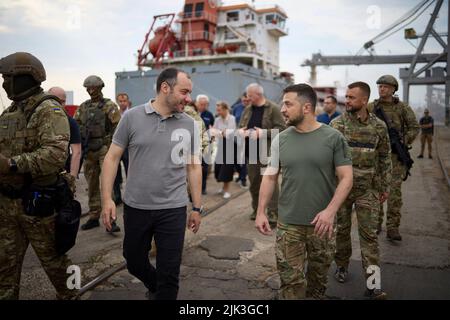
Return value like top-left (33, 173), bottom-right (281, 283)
top-left (301, 0), bottom-right (449, 126)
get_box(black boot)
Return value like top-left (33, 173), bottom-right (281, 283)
top-left (81, 219), bottom-right (100, 230)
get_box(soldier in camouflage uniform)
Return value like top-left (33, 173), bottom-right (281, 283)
top-left (331, 82), bottom-right (391, 299)
top-left (75, 75), bottom-right (121, 231)
top-left (0, 52), bottom-right (76, 299)
top-left (368, 75), bottom-right (419, 241)
top-left (184, 102), bottom-right (209, 154)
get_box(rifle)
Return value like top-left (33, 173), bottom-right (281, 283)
top-left (374, 102), bottom-right (414, 181)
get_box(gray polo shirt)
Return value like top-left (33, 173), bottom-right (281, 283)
top-left (112, 100), bottom-right (200, 210)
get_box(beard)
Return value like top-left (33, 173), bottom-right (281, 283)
top-left (346, 105), bottom-right (362, 113)
top-left (286, 113), bottom-right (304, 126)
top-left (165, 93), bottom-right (184, 113)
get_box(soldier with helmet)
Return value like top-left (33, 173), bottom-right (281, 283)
top-left (74, 75), bottom-right (121, 232)
top-left (0, 52), bottom-right (76, 299)
top-left (368, 75), bottom-right (419, 241)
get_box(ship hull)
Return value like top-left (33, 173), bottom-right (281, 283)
top-left (115, 62), bottom-right (292, 113)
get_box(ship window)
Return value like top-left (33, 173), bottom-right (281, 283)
top-left (195, 3), bottom-right (204, 17)
top-left (278, 17), bottom-right (286, 29)
top-left (227, 11), bottom-right (239, 22)
top-left (265, 14), bottom-right (276, 24)
top-left (184, 4), bottom-right (193, 18)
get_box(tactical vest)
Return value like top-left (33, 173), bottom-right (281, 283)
top-left (373, 99), bottom-right (406, 138)
top-left (340, 113), bottom-right (380, 188)
top-left (0, 92), bottom-right (65, 186)
top-left (79, 99), bottom-right (111, 152)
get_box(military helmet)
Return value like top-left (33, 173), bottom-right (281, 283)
top-left (376, 75), bottom-right (398, 91)
top-left (83, 75), bottom-right (104, 88)
top-left (0, 52), bottom-right (46, 83)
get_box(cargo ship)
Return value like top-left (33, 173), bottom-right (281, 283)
top-left (115, 0), bottom-right (294, 112)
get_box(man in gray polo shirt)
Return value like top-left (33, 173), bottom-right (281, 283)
top-left (100, 68), bottom-right (202, 300)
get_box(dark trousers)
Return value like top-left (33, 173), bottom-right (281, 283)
top-left (123, 204), bottom-right (187, 300)
top-left (113, 149), bottom-right (129, 203)
top-left (201, 159), bottom-right (208, 192)
top-left (235, 164), bottom-right (247, 183)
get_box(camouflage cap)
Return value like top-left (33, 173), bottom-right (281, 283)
top-left (83, 75), bottom-right (104, 88)
top-left (0, 52), bottom-right (46, 82)
top-left (376, 75), bottom-right (398, 91)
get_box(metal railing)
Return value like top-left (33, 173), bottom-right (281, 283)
top-left (181, 11), bottom-right (217, 24)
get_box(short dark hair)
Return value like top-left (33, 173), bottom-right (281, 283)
top-left (156, 68), bottom-right (189, 94)
top-left (325, 95), bottom-right (337, 104)
top-left (348, 81), bottom-right (371, 99)
top-left (116, 92), bottom-right (129, 100)
top-left (283, 83), bottom-right (317, 110)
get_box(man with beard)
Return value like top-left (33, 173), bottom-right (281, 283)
top-left (100, 68), bottom-right (202, 300)
top-left (256, 83), bottom-right (353, 299)
top-left (74, 75), bottom-right (121, 232)
top-left (330, 82), bottom-right (391, 299)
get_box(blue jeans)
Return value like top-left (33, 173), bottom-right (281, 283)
top-left (123, 204), bottom-right (187, 300)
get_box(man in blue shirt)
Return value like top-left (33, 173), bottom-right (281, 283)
top-left (231, 92), bottom-right (249, 126)
top-left (317, 95), bottom-right (341, 125)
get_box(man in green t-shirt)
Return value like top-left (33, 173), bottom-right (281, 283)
top-left (256, 84), bottom-right (353, 300)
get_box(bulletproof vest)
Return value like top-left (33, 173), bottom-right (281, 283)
top-left (341, 112), bottom-right (380, 188)
top-left (373, 99), bottom-right (405, 136)
top-left (79, 99), bottom-right (110, 152)
top-left (0, 92), bottom-right (63, 185)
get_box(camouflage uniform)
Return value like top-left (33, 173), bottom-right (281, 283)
top-left (276, 222), bottom-right (336, 299)
top-left (239, 101), bottom-right (285, 223)
top-left (184, 105), bottom-right (209, 153)
top-left (368, 99), bottom-right (419, 233)
top-left (330, 111), bottom-right (391, 276)
top-left (74, 97), bottom-right (120, 220)
top-left (0, 89), bottom-right (75, 299)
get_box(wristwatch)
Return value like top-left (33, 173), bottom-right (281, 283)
top-left (192, 206), bottom-right (203, 214)
top-left (9, 158), bottom-right (18, 173)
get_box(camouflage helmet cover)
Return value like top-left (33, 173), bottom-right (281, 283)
top-left (0, 52), bottom-right (46, 82)
top-left (83, 75), bottom-right (104, 88)
top-left (376, 75), bottom-right (399, 91)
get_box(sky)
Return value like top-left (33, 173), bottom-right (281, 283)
top-left (0, 0), bottom-right (448, 111)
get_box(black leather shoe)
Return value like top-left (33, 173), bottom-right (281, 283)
top-left (81, 219), bottom-right (100, 230)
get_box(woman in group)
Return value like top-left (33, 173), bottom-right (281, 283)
top-left (212, 101), bottom-right (236, 199)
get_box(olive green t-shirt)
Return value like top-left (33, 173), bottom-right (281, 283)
top-left (269, 125), bottom-right (352, 226)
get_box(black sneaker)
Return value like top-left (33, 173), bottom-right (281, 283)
top-left (429, 155), bottom-right (433, 159)
top-left (364, 288), bottom-right (387, 300)
top-left (107, 221), bottom-right (121, 233)
top-left (334, 267), bottom-right (348, 283)
top-left (417, 154), bottom-right (424, 158)
top-left (81, 219), bottom-right (100, 230)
